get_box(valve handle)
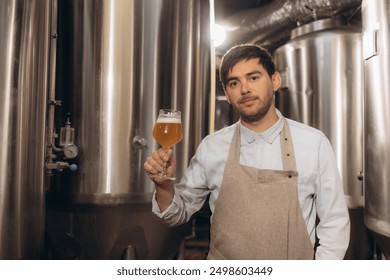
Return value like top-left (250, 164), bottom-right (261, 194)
top-left (69, 164), bottom-right (78, 171)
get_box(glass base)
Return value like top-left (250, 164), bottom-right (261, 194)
top-left (148, 174), bottom-right (176, 181)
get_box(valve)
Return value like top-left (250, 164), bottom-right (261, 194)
top-left (133, 135), bottom-right (149, 150)
top-left (46, 161), bottom-right (78, 172)
top-left (357, 171), bottom-right (364, 181)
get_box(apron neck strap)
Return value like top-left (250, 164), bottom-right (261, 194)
top-left (280, 118), bottom-right (297, 171)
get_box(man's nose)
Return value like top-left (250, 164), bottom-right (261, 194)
top-left (241, 81), bottom-right (251, 95)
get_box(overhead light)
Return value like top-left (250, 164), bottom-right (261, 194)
top-left (211, 24), bottom-right (226, 47)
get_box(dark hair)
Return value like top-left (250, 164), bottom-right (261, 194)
top-left (219, 44), bottom-right (276, 89)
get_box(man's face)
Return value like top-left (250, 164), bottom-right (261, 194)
top-left (224, 58), bottom-right (281, 123)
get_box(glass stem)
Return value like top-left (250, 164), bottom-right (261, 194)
top-left (162, 148), bottom-right (169, 177)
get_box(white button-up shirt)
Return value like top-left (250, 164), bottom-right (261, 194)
top-left (152, 110), bottom-right (350, 259)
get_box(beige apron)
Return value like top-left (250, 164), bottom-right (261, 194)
top-left (207, 119), bottom-right (314, 260)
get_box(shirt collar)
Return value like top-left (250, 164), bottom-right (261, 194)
top-left (239, 109), bottom-right (284, 144)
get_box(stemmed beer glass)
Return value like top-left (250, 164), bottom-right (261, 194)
top-left (149, 109), bottom-right (183, 180)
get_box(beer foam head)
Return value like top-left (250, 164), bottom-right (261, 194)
top-left (156, 117), bottom-right (181, 123)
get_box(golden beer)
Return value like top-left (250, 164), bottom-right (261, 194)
top-left (153, 120), bottom-right (182, 149)
top-left (150, 109), bottom-right (182, 180)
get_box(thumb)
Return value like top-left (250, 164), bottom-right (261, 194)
top-left (165, 158), bottom-right (177, 177)
top-left (164, 148), bottom-right (176, 176)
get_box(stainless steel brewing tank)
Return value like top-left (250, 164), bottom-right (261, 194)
top-left (50, 0), bottom-right (212, 204)
top-left (0, 0), bottom-right (52, 259)
top-left (274, 19), bottom-right (363, 209)
top-left (362, 0), bottom-right (390, 242)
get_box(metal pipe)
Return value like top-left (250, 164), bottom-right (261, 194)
top-left (46, 0), bottom-right (59, 171)
top-left (45, 0), bottom-right (78, 175)
top-left (216, 0), bottom-right (361, 52)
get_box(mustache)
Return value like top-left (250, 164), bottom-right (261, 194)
top-left (239, 95), bottom-right (258, 104)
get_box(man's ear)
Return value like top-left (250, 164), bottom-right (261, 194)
top-left (272, 71), bottom-right (282, 92)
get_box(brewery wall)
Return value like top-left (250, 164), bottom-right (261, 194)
top-left (0, 0), bottom-right (390, 260)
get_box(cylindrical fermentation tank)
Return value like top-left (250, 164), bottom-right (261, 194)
top-left (44, 0), bottom-right (212, 259)
top-left (362, 0), bottom-right (390, 257)
top-left (1, 0), bottom-right (213, 259)
top-left (49, 0), bottom-right (211, 204)
top-left (274, 19), bottom-right (371, 259)
top-left (0, 0), bottom-right (52, 259)
top-left (274, 18), bottom-right (363, 209)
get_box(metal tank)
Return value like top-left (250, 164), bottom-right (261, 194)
top-left (0, 0), bottom-right (52, 259)
top-left (49, 0), bottom-right (211, 204)
top-left (362, 0), bottom-right (390, 258)
top-left (274, 19), bottom-right (369, 258)
top-left (274, 18), bottom-right (363, 208)
top-left (45, 0), bottom-right (213, 259)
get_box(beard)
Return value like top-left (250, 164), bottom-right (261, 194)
top-left (234, 91), bottom-right (274, 123)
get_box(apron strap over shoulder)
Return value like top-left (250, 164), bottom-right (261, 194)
top-left (280, 118), bottom-right (297, 172)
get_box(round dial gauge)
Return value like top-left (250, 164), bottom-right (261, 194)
top-left (63, 144), bottom-right (79, 159)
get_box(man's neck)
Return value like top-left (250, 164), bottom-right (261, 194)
top-left (240, 109), bottom-right (279, 133)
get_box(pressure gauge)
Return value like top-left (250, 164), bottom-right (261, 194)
top-left (63, 143), bottom-right (79, 159)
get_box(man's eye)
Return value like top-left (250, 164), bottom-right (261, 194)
top-left (228, 81), bottom-right (238, 87)
top-left (250, 75), bottom-right (259, 81)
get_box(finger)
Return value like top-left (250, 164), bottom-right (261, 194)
top-left (144, 161), bottom-right (157, 174)
top-left (165, 149), bottom-right (175, 164)
top-left (151, 150), bottom-right (165, 166)
top-left (152, 149), bottom-right (171, 169)
top-left (144, 154), bottom-right (164, 173)
top-left (149, 158), bottom-right (165, 173)
top-left (164, 148), bottom-right (173, 159)
top-left (165, 158), bottom-right (177, 176)
top-left (157, 148), bottom-right (171, 162)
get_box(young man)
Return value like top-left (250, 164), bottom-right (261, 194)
top-left (144, 44), bottom-right (350, 259)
